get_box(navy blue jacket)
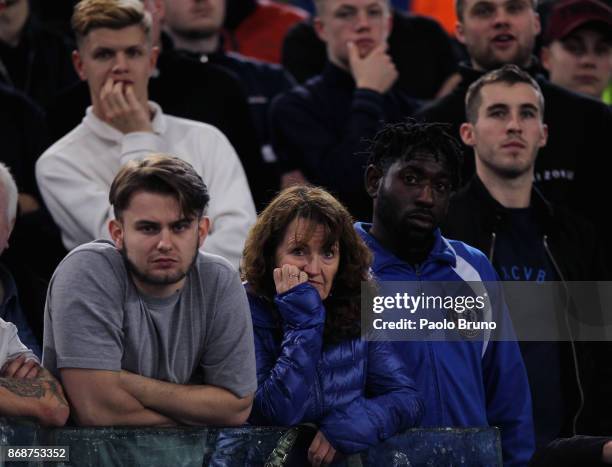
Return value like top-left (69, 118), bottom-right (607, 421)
top-left (270, 62), bottom-right (421, 221)
top-left (356, 222), bottom-right (534, 466)
top-left (248, 282), bottom-right (424, 454)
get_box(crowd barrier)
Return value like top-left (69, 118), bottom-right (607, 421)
top-left (0, 418), bottom-right (502, 466)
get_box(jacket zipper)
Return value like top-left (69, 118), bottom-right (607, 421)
top-left (314, 362), bottom-right (323, 420)
top-left (488, 232), bottom-right (497, 262)
top-left (543, 234), bottom-right (584, 436)
top-left (414, 263), bottom-right (444, 422)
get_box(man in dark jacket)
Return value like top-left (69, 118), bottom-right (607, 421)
top-left (0, 0), bottom-right (78, 107)
top-left (271, 0), bottom-right (420, 221)
top-left (163, 0), bottom-right (295, 207)
top-left (281, 8), bottom-right (458, 99)
top-left (443, 65), bottom-right (610, 447)
top-left (0, 83), bottom-right (65, 347)
top-left (417, 0), bottom-right (612, 247)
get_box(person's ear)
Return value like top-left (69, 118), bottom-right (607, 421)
top-left (72, 49), bottom-right (87, 81)
top-left (365, 164), bottom-right (383, 198)
top-left (533, 11), bottom-right (541, 36)
top-left (456, 20), bottom-right (466, 45)
top-left (314, 16), bottom-right (327, 42)
top-left (149, 45), bottom-right (160, 72)
top-left (8, 217), bottom-right (15, 239)
top-left (460, 122), bottom-right (476, 147)
top-left (539, 123), bottom-right (549, 149)
top-left (197, 216), bottom-right (210, 248)
top-left (385, 10), bottom-right (393, 36)
top-left (109, 218), bottom-right (124, 249)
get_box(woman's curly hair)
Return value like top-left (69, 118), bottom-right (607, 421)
top-left (242, 185), bottom-right (373, 344)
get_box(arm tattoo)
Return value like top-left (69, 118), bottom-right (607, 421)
top-left (45, 379), bottom-right (69, 407)
top-left (0, 377), bottom-right (45, 398)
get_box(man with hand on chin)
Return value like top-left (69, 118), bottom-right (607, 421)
top-left (36, 0), bottom-right (255, 269)
top-left (270, 0), bottom-right (420, 221)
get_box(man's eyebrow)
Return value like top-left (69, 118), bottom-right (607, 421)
top-left (505, 0), bottom-right (528, 6)
top-left (471, 1), bottom-right (494, 10)
top-left (91, 46), bottom-right (115, 54)
top-left (520, 103), bottom-right (540, 113)
top-left (335, 3), bottom-right (358, 11)
top-left (170, 218), bottom-right (194, 226)
top-left (485, 103), bottom-right (509, 112)
top-left (134, 220), bottom-right (160, 227)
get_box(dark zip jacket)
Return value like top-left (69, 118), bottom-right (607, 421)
top-left (270, 62), bottom-right (421, 221)
top-left (443, 176), bottom-right (611, 436)
top-left (417, 61), bottom-right (612, 249)
top-left (0, 16), bottom-right (77, 108)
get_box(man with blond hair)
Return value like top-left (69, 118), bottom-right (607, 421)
top-left (36, 0), bottom-right (256, 269)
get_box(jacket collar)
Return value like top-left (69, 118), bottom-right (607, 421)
top-left (322, 61), bottom-right (356, 89)
top-left (355, 222), bottom-right (457, 272)
top-left (457, 57), bottom-right (546, 88)
top-left (461, 175), bottom-right (557, 233)
top-left (82, 101), bottom-right (166, 143)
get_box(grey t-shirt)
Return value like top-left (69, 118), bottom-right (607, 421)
top-left (43, 241), bottom-right (256, 398)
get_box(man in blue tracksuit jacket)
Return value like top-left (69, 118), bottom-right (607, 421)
top-left (358, 120), bottom-right (534, 466)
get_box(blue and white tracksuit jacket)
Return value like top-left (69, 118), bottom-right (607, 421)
top-left (356, 222), bottom-right (535, 466)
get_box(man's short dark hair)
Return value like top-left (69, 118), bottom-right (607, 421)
top-left (465, 64), bottom-right (545, 123)
top-left (109, 154), bottom-right (210, 220)
top-left (455, 0), bottom-right (538, 21)
top-left (367, 120), bottom-right (463, 190)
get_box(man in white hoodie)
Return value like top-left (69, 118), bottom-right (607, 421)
top-left (35, 0), bottom-right (256, 269)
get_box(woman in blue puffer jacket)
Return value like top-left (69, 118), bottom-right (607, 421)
top-left (242, 186), bottom-right (424, 465)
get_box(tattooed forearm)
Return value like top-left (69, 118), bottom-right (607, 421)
top-left (45, 379), bottom-right (69, 407)
top-left (0, 377), bottom-right (45, 398)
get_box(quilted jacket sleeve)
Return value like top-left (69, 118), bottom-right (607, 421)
top-left (319, 340), bottom-right (424, 454)
top-left (249, 283), bottom-right (325, 427)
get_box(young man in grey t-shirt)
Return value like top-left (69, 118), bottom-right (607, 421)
top-left (43, 155), bottom-right (256, 426)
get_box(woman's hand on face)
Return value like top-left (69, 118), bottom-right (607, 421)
top-left (273, 264), bottom-right (308, 295)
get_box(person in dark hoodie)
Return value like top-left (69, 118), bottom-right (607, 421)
top-left (162, 0), bottom-right (295, 205)
top-left (417, 0), bottom-right (612, 253)
top-left (443, 65), bottom-right (611, 447)
top-left (270, 0), bottom-right (421, 221)
top-left (0, 0), bottom-right (78, 107)
top-left (281, 7), bottom-right (458, 99)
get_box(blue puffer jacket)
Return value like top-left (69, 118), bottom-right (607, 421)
top-left (355, 222), bottom-right (534, 467)
top-left (247, 282), bottom-right (424, 454)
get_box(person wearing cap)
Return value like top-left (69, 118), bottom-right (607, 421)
top-left (541, 0), bottom-right (612, 101)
